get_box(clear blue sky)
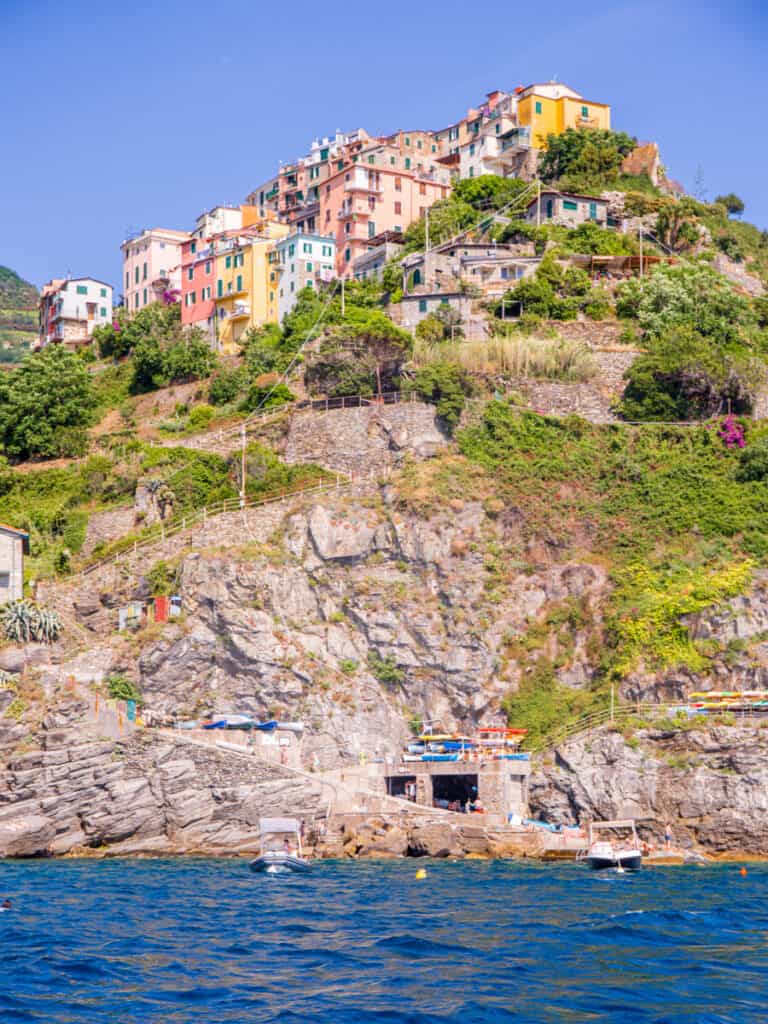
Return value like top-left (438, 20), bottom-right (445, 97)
top-left (1, 0), bottom-right (765, 293)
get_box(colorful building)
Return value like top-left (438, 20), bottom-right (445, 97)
top-left (321, 162), bottom-right (450, 278)
top-left (272, 231), bottom-right (336, 322)
top-left (524, 190), bottom-right (609, 227)
top-left (38, 277), bottom-right (113, 348)
top-left (516, 83), bottom-right (611, 150)
top-left (212, 221), bottom-right (290, 353)
top-left (181, 206), bottom-right (271, 343)
top-left (121, 227), bottom-right (190, 312)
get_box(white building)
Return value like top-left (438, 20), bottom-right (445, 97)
top-left (38, 277), bottom-right (113, 348)
top-left (121, 227), bottom-right (190, 312)
top-left (273, 231), bottom-right (336, 323)
top-left (0, 524), bottom-right (29, 603)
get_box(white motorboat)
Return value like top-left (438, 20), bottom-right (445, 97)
top-left (578, 819), bottom-right (642, 871)
top-left (249, 817), bottom-right (311, 874)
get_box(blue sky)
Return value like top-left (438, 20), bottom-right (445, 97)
top-left (1, 0), bottom-right (765, 292)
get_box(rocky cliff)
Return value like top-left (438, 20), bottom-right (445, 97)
top-left (531, 723), bottom-right (768, 856)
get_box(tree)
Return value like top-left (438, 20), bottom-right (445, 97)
top-left (539, 128), bottom-right (636, 184)
top-left (0, 346), bottom-right (95, 459)
top-left (618, 327), bottom-right (762, 421)
top-left (452, 175), bottom-right (529, 211)
top-left (714, 193), bottom-right (745, 218)
top-left (407, 362), bottom-right (473, 432)
top-left (615, 263), bottom-right (756, 346)
top-left (415, 313), bottom-right (446, 344)
top-left (304, 309), bottom-right (412, 397)
top-left (93, 301), bottom-right (181, 360)
top-left (130, 328), bottom-right (217, 393)
top-left (654, 198), bottom-right (703, 252)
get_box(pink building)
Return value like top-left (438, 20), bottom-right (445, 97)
top-left (180, 235), bottom-right (217, 338)
top-left (121, 227), bottom-right (190, 311)
top-left (320, 163), bottom-right (449, 277)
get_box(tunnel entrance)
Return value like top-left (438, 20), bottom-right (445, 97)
top-left (386, 775), bottom-right (417, 800)
top-left (432, 773), bottom-right (478, 811)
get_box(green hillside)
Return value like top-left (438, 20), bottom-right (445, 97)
top-left (0, 265), bottom-right (38, 363)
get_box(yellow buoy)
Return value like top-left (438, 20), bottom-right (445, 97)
top-left (415, 867), bottom-right (427, 880)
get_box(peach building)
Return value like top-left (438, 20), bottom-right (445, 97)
top-left (320, 162), bottom-right (450, 277)
top-left (121, 227), bottom-right (190, 312)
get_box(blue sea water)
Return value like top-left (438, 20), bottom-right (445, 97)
top-left (0, 858), bottom-right (766, 1023)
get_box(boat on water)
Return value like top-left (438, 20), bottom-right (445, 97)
top-left (249, 817), bottom-right (311, 874)
top-left (578, 819), bottom-right (643, 871)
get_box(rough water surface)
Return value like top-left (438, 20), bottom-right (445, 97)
top-left (0, 858), bottom-right (766, 1023)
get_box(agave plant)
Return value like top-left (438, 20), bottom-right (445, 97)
top-left (0, 601), bottom-right (63, 645)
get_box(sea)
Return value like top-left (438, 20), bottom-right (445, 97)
top-left (0, 857), bottom-right (765, 1023)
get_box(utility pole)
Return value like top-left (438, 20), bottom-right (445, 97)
top-left (240, 424), bottom-right (247, 509)
top-left (639, 226), bottom-right (644, 278)
top-left (425, 208), bottom-right (430, 253)
top-left (536, 179), bottom-right (541, 229)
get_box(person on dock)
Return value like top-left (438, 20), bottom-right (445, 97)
top-left (664, 823), bottom-right (673, 851)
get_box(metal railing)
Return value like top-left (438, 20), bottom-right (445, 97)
top-left (73, 477), bottom-right (349, 581)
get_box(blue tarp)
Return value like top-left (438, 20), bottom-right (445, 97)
top-left (255, 720), bottom-right (278, 732)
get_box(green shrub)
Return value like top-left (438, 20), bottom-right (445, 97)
top-left (208, 368), bottom-right (245, 406)
top-left (407, 362), bottom-right (472, 432)
top-left (106, 674), bottom-right (142, 704)
top-left (146, 559), bottom-right (177, 596)
top-left (367, 652), bottom-right (405, 685)
top-left (239, 381), bottom-right (295, 413)
top-left (187, 404), bottom-right (215, 431)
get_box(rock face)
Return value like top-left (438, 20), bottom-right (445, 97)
top-left (0, 701), bottom-right (323, 857)
top-left (530, 725), bottom-right (768, 855)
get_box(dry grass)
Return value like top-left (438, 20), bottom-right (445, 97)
top-left (412, 335), bottom-right (598, 382)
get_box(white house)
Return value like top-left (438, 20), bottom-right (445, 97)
top-left (0, 524), bottom-right (29, 603)
top-left (38, 277), bottom-right (113, 348)
top-left (273, 231), bottom-right (336, 323)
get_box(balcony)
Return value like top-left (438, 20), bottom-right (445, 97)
top-left (344, 173), bottom-right (382, 194)
top-left (338, 205), bottom-right (367, 220)
top-left (500, 126), bottom-right (531, 152)
top-left (230, 304), bottom-right (251, 320)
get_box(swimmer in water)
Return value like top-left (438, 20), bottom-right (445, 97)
top-left (1, 899), bottom-right (11, 911)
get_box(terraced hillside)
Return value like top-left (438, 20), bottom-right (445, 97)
top-left (0, 265), bottom-right (38, 362)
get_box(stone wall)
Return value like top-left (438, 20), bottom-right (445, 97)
top-left (544, 320), bottom-right (635, 348)
top-left (282, 400), bottom-right (448, 475)
top-left (81, 507), bottom-right (136, 556)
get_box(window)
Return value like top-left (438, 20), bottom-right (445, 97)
top-left (100, 306), bottom-right (107, 317)
top-left (159, 268), bottom-right (165, 277)
top-left (306, 261), bottom-right (313, 271)
top-left (581, 105), bottom-right (589, 118)
top-left (135, 294), bottom-right (139, 308)
top-left (368, 155), bottom-right (374, 164)
top-left (217, 279), bottom-right (223, 297)
top-left (469, 167), bottom-right (474, 177)
top-left (290, 282), bottom-right (295, 292)
top-left (418, 298), bottom-right (427, 313)
top-left (190, 291), bottom-right (196, 304)
top-left (205, 261), bottom-right (211, 274)
top-left (303, 242), bottom-right (312, 253)
top-left (589, 201), bottom-right (597, 219)
top-left (288, 243), bottom-right (295, 257)
top-left (76, 284), bottom-right (88, 295)
top-left (404, 157), bottom-right (411, 169)
top-left (563, 200), bottom-right (578, 211)
top-left (307, 279), bottom-right (313, 289)
top-left (320, 148), bottom-right (329, 160)
top-left (135, 267), bottom-right (140, 284)
top-left (322, 245), bottom-right (332, 257)
top-left (270, 290), bottom-right (274, 301)
top-left (143, 288), bottom-right (147, 304)
top-left (188, 267), bottom-right (194, 281)
top-left (142, 262), bottom-right (147, 280)
top-left (100, 287), bottom-right (107, 298)
top-left (469, 142), bottom-right (475, 156)
top-left (344, 247), bottom-right (351, 262)
top-left (390, 156), bottom-right (396, 166)
top-left (496, 123), bottom-right (501, 134)
top-left (368, 222), bottom-right (375, 238)
top-left (236, 274), bottom-right (242, 292)
top-left (431, 144), bottom-right (436, 153)
top-left (225, 255), bottom-right (231, 269)
top-left (535, 100), bottom-right (542, 115)
top-left (159, 242), bottom-right (166, 249)
top-left (337, 160), bottom-right (344, 171)
top-left (394, 201), bottom-right (402, 215)
top-left (125, 272), bottom-right (128, 288)
top-left (546, 199), bottom-right (554, 218)
top-left (419, 182), bottom-right (426, 195)
top-left (191, 242), bottom-right (196, 254)
top-left (394, 225), bottom-right (402, 232)
top-left (417, 139), bottom-right (422, 149)
top-left (394, 177), bottom-right (402, 191)
top-left (345, 222), bottom-right (351, 235)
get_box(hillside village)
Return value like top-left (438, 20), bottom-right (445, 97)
top-left (2, 80), bottom-right (768, 859)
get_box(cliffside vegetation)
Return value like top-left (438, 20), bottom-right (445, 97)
top-left (0, 265), bottom-right (37, 362)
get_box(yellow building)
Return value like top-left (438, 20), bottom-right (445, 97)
top-left (517, 82), bottom-right (611, 150)
top-left (213, 220), bottom-right (289, 353)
